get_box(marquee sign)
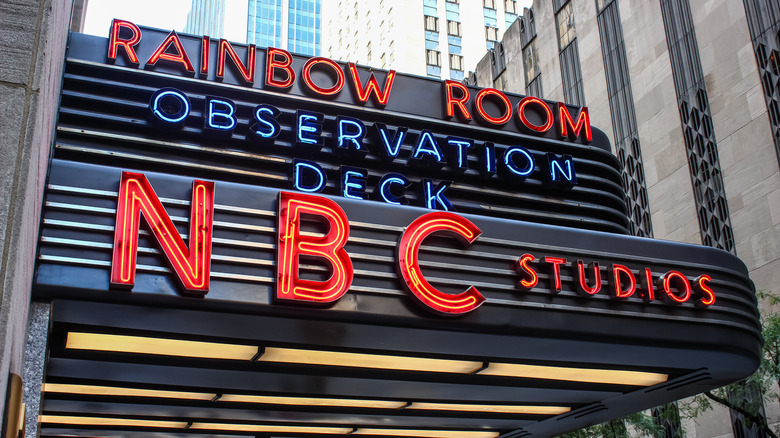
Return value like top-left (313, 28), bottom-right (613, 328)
top-left (32, 22), bottom-right (760, 438)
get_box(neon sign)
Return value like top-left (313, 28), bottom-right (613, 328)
top-left (107, 19), bottom-right (592, 142)
top-left (109, 178), bottom-right (717, 315)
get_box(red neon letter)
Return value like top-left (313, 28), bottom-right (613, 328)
top-left (642, 268), bottom-right (656, 301)
top-left (303, 57), bottom-right (346, 96)
top-left (514, 253), bottom-right (538, 289)
top-left (544, 257), bottom-right (567, 293)
top-left (694, 274), bottom-right (716, 307)
top-left (217, 39), bottom-right (256, 84)
top-left (575, 260), bottom-right (601, 296)
top-left (200, 36), bottom-right (210, 76)
top-left (276, 192), bottom-right (352, 304)
top-left (558, 103), bottom-right (592, 142)
top-left (474, 88), bottom-right (512, 125)
top-left (398, 212), bottom-right (484, 315)
top-left (611, 264), bottom-right (636, 298)
top-left (517, 96), bottom-right (554, 133)
top-left (111, 172), bottom-right (214, 295)
top-left (658, 271), bottom-right (691, 304)
top-left (348, 63), bottom-right (396, 106)
top-left (107, 19), bottom-right (141, 65)
top-left (146, 30), bottom-right (194, 73)
top-left (265, 47), bottom-right (295, 89)
top-left (443, 80), bottom-right (472, 120)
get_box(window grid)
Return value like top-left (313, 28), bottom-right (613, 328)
top-left (660, 0), bottom-right (736, 254)
top-left (743, 0), bottom-right (780, 167)
top-left (596, 0), bottom-right (652, 237)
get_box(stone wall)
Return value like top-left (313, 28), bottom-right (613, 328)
top-left (0, 0), bottom-right (72, 421)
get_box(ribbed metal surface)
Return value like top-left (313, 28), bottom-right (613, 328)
top-left (55, 57), bottom-right (629, 234)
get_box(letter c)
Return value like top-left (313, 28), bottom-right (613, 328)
top-left (397, 211), bottom-right (485, 315)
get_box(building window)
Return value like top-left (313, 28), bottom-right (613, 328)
top-left (450, 54), bottom-right (464, 71)
top-left (426, 49), bottom-right (441, 67)
top-left (446, 0), bottom-right (459, 3)
top-left (425, 15), bottom-right (439, 32)
top-left (483, 0), bottom-right (496, 9)
top-left (494, 71), bottom-right (507, 91)
top-left (505, 0), bottom-right (517, 14)
top-left (660, 0), bottom-right (736, 253)
top-left (522, 41), bottom-right (539, 85)
top-left (451, 70), bottom-right (464, 80)
top-left (485, 26), bottom-right (499, 41)
top-left (556, 1), bottom-right (576, 49)
top-left (447, 20), bottom-right (462, 36)
top-left (595, 0), bottom-right (614, 11)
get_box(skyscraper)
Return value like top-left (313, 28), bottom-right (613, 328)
top-left (323, 0), bottom-right (521, 80)
top-left (184, 0), bottom-right (225, 38)
top-left (247, 0), bottom-right (321, 56)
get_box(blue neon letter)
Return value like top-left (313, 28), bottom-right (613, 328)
top-left (340, 166), bottom-right (368, 200)
top-left (292, 159), bottom-right (326, 192)
top-left (149, 88), bottom-right (190, 128)
top-left (377, 173), bottom-right (410, 205)
top-left (205, 97), bottom-right (237, 133)
top-left (420, 179), bottom-right (453, 211)
top-left (337, 116), bottom-right (366, 154)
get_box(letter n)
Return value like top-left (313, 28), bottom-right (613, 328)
top-left (111, 172), bottom-right (215, 295)
top-left (276, 191), bottom-right (353, 304)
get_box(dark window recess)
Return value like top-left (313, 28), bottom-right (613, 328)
top-left (491, 42), bottom-right (506, 78)
top-left (559, 40), bottom-right (585, 106)
top-left (743, 0), bottom-right (780, 167)
top-left (728, 382), bottom-right (770, 438)
top-left (447, 20), bottom-right (462, 36)
top-left (520, 7), bottom-right (536, 47)
top-left (426, 49), bottom-right (441, 67)
top-left (660, 0), bottom-right (736, 254)
top-left (596, 0), bottom-right (652, 237)
top-left (526, 75), bottom-right (543, 98)
top-left (450, 54), bottom-right (464, 71)
top-left (652, 403), bottom-right (684, 438)
top-left (485, 26), bottom-right (499, 41)
top-left (425, 15), bottom-right (439, 32)
top-left (556, 1), bottom-right (584, 106)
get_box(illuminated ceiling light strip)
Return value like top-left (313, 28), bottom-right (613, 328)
top-left (406, 402), bottom-right (570, 415)
top-left (219, 394), bottom-right (407, 409)
top-left (352, 428), bottom-right (500, 438)
top-left (479, 363), bottom-right (668, 386)
top-left (189, 422), bottom-right (353, 434)
top-left (40, 415), bottom-right (187, 429)
top-left (65, 332), bottom-right (258, 361)
top-left (64, 332), bottom-right (666, 386)
top-left (43, 383), bottom-right (565, 413)
top-left (260, 346), bottom-right (483, 374)
top-left (43, 383), bottom-right (216, 401)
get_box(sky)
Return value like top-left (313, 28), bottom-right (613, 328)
top-left (83, 0), bottom-right (249, 42)
top-left (83, 0), bottom-right (533, 45)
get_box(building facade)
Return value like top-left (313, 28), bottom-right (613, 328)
top-left (470, 0), bottom-right (780, 436)
top-left (247, 0), bottom-right (321, 56)
top-left (323, 0), bottom-right (522, 80)
top-left (184, 0), bottom-right (225, 38)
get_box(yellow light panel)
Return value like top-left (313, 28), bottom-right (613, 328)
top-left (189, 422), bottom-right (353, 434)
top-left (40, 415), bottom-right (187, 429)
top-left (43, 383), bottom-right (216, 401)
top-left (260, 347), bottom-right (483, 373)
top-left (406, 402), bottom-right (570, 415)
top-left (65, 332), bottom-right (257, 360)
top-left (479, 363), bottom-right (668, 386)
top-left (219, 393), bottom-right (407, 409)
top-left (352, 428), bottom-right (500, 438)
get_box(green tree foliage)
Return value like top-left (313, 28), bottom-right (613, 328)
top-left (558, 291), bottom-right (780, 438)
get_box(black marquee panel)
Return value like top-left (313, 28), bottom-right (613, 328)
top-left (30, 26), bottom-right (761, 438)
